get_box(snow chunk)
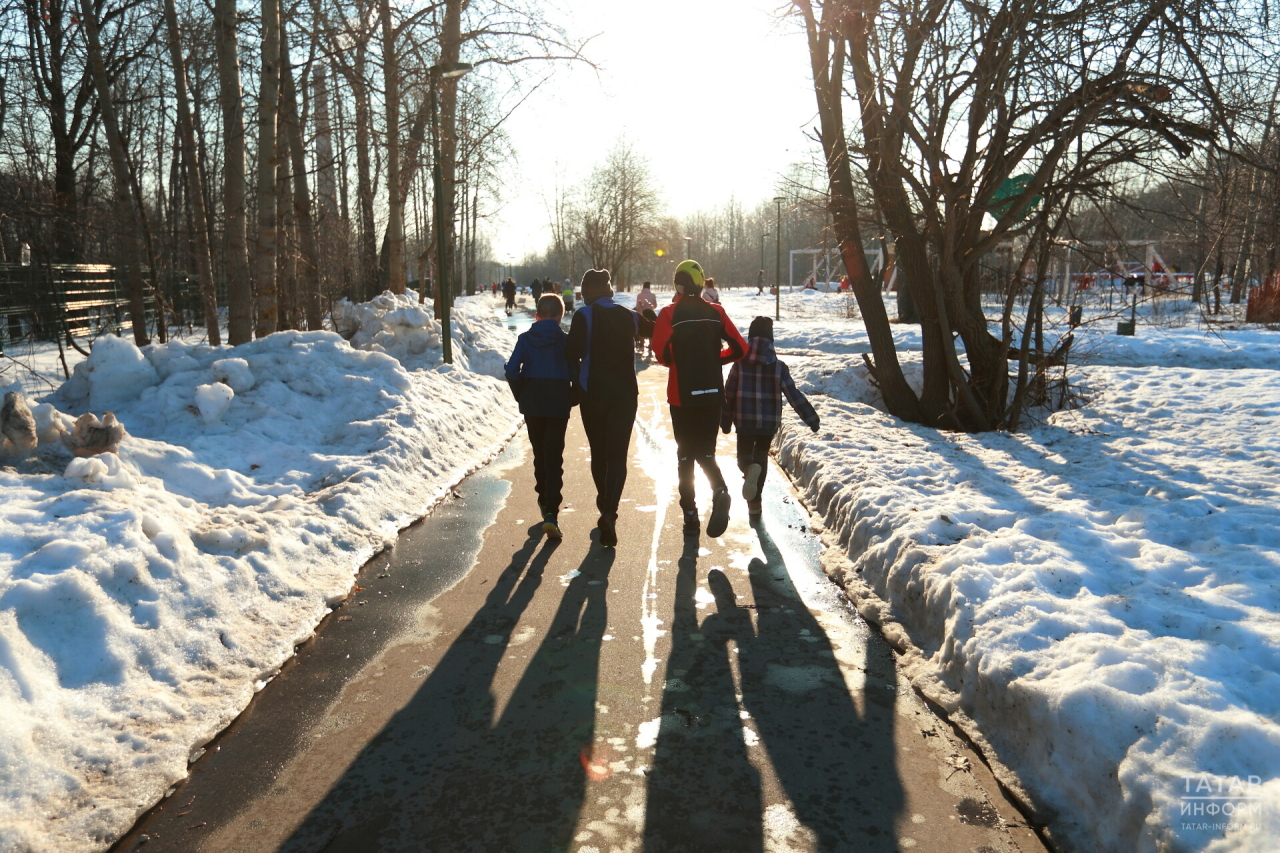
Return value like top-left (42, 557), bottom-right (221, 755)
top-left (195, 382), bottom-right (235, 423)
top-left (64, 453), bottom-right (136, 489)
top-left (211, 358), bottom-right (255, 393)
top-left (72, 335), bottom-right (160, 411)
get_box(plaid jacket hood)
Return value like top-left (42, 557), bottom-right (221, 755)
top-left (721, 337), bottom-right (820, 435)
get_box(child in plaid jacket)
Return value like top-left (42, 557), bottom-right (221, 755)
top-left (720, 316), bottom-right (820, 516)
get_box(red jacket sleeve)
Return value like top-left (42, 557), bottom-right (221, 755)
top-left (716, 305), bottom-right (748, 364)
top-left (652, 304), bottom-right (676, 366)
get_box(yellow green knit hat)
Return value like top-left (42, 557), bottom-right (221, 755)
top-left (674, 259), bottom-right (705, 291)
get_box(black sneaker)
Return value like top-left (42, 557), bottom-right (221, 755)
top-left (682, 510), bottom-right (700, 536)
top-left (541, 510), bottom-right (562, 540)
top-left (706, 488), bottom-right (731, 538)
top-left (598, 516), bottom-right (618, 547)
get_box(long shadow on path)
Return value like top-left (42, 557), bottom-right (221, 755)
top-left (741, 518), bottom-right (904, 850)
top-left (644, 519), bottom-right (904, 851)
top-left (643, 539), bottom-right (764, 852)
top-left (280, 533), bottom-right (613, 853)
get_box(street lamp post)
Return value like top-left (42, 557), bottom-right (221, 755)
top-left (773, 196), bottom-right (785, 321)
top-left (683, 235), bottom-right (692, 260)
top-left (759, 232), bottom-right (770, 280)
top-left (429, 60), bottom-right (473, 364)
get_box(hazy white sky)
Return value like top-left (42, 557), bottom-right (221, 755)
top-left (488, 0), bottom-right (819, 261)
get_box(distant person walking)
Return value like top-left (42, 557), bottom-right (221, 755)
top-left (635, 282), bottom-right (659, 357)
top-left (562, 284), bottom-right (575, 314)
top-left (566, 269), bottom-right (655, 547)
top-left (651, 260), bottom-right (748, 539)
top-left (504, 294), bottom-right (574, 539)
top-left (756, 270), bottom-right (765, 295)
top-left (721, 316), bottom-right (820, 518)
top-left (502, 277), bottom-right (517, 314)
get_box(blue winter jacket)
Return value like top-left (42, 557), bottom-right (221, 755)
top-left (505, 318), bottom-right (573, 418)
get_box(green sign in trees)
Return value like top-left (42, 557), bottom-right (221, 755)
top-left (991, 174), bottom-right (1041, 223)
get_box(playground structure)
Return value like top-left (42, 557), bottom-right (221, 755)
top-left (788, 247), bottom-right (890, 291)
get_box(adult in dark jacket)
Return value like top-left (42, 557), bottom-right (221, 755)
top-left (505, 294), bottom-right (573, 539)
top-left (502, 277), bottom-right (517, 314)
top-left (721, 316), bottom-right (820, 517)
top-left (565, 268), bottom-right (655, 547)
top-left (651, 259), bottom-right (748, 538)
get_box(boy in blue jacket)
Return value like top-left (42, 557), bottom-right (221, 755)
top-left (721, 316), bottom-right (820, 518)
top-left (505, 294), bottom-right (573, 539)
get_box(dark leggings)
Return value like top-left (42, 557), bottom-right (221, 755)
top-left (736, 432), bottom-right (773, 492)
top-left (579, 396), bottom-right (638, 520)
top-left (670, 404), bottom-right (727, 512)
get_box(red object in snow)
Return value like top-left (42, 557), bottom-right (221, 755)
top-left (1247, 275), bottom-right (1280, 323)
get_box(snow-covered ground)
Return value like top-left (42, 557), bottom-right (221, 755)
top-left (3, 281), bottom-right (1276, 852)
top-left (0, 292), bottom-right (519, 852)
top-left (681, 287), bottom-right (1279, 853)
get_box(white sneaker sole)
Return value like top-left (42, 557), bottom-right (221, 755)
top-left (742, 463), bottom-right (763, 501)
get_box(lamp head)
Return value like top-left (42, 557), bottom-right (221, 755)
top-left (430, 61), bottom-right (473, 79)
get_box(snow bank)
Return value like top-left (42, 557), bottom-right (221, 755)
top-left (333, 289), bottom-right (509, 378)
top-left (0, 294), bottom-right (519, 852)
top-left (772, 359), bottom-right (1280, 852)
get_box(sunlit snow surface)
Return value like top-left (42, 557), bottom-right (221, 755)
top-left (0, 293), bottom-right (518, 852)
top-left (646, 287), bottom-right (1279, 853)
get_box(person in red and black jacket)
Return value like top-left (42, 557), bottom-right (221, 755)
top-left (651, 259), bottom-right (748, 539)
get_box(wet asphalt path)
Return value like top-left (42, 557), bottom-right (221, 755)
top-left (113, 301), bottom-right (1045, 853)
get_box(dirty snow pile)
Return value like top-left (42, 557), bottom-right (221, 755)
top-left (740, 289), bottom-right (1280, 852)
top-left (0, 292), bottom-right (518, 852)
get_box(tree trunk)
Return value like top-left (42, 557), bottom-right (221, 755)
top-left (215, 0), bottom-right (253, 344)
top-left (254, 0), bottom-right (282, 337)
top-left (313, 63), bottom-right (338, 310)
top-left (279, 34), bottom-right (323, 329)
top-left (439, 0), bottom-right (463, 306)
top-left (380, 0), bottom-right (406, 293)
top-left (351, 42), bottom-right (379, 300)
top-left (276, 125), bottom-right (296, 330)
top-left (78, 0), bottom-right (149, 346)
top-left (163, 0), bottom-right (221, 345)
top-left (797, 0), bottom-right (921, 422)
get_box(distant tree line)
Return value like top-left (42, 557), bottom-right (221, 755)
top-left (0, 0), bottom-right (582, 346)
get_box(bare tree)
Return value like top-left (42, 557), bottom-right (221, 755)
top-left (78, 0), bottom-right (149, 345)
top-left (794, 0), bottom-right (1253, 431)
top-left (163, 0), bottom-right (219, 344)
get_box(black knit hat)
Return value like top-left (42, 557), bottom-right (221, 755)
top-left (748, 316), bottom-right (774, 341)
top-left (580, 268), bottom-right (613, 302)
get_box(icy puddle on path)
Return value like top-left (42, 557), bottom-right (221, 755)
top-left (560, 388), bottom-right (1045, 853)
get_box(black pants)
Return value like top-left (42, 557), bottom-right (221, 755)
top-left (736, 432), bottom-right (773, 492)
top-left (579, 396), bottom-right (638, 520)
top-left (526, 416), bottom-right (568, 513)
top-left (670, 404), bottom-right (727, 512)
top-left (504, 294), bottom-right (516, 310)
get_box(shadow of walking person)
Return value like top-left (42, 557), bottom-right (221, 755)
top-left (643, 540), bottom-right (763, 853)
top-left (278, 532), bottom-right (611, 852)
top-left (737, 518), bottom-right (905, 851)
top-left (412, 544), bottom-right (615, 850)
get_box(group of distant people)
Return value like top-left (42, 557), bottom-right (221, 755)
top-left (496, 276), bottom-right (577, 316)
top-left (503, 260), bottom-right (819, 547)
